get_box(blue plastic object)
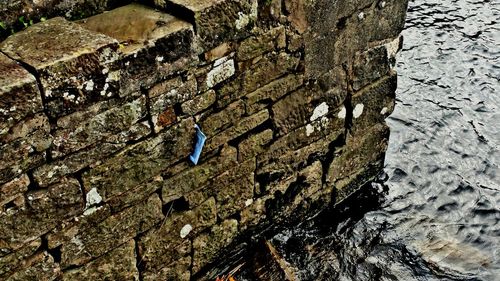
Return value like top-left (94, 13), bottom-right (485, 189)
top-left (189, 124), bottom-right (206, 165)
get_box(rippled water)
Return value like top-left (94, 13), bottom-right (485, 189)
top-left (256, 0), bottom-right (500, 280)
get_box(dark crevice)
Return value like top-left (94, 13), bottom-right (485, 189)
top-left (0, 50), bottom-right (57, 164)
top-left (158, 1), bottom-right (197, 33)
top-left (141, 86), bottom-right (156, 136)
top-left (342, 63), bottom-right (354, 134)
top-left (320, 133), bottom-right (346, 187)
top-left (0, 51), bottom-right (56, 125)
top-left (135, 237), bottom-right (145, 281)
top-left (26, 170), bottom-right (42, 191)
top-left (41, 235), bottom-right (62, 263)
top-left (2, 200), bottom-right (17, 212)
top-left (336, 16), bottom-right (348, 30)
top-left (162, 196), bottom-right (189, 215)
top-left (74, 169), bottom-right (90, 208)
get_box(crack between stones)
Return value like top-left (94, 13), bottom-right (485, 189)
top-left (134, 237), bottom-right (145, 281)
top-left (141, 86), bottom-right (156, 137)
top-left (0, 50), bottom-right (56, 163)
top-left (342, 63), bottom-right (354, 135)
top-left (162, 1), bottom-right (197, 34)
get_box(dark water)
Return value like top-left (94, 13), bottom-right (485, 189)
top-left (257, 0), bottom-right (500, 280)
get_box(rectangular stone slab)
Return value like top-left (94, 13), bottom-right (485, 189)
top-left (0, 53), bottom-right (42, 139)
top-left (154, 0), bottom-right (256, 50)
top-left (0, 17), bottom-right (120, 120)
top-left (80, 3), bottom-right (194, 96)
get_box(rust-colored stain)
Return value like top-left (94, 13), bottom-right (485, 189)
top-left (157, 107), bottom-right (177, 127)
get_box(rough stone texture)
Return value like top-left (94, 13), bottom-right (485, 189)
top-left (193, 219), bottom-right (239, 273)
top-left (143, 257), bottom-right (191, 281)
top-left (244, 74), bottom-right (304, 114)
top-left (237, 26), bottom-right (286, 61)
top-left (0, 113), bottom-right (52, 184)
top-left (0, 53), bottom-right (42, 137)
top-left (83, 118), bottom-right (195, 202)
top-left (149, 76), bottom-right (197, 132)
top-left (217, 52), bottom-right (301, 108)
top-left (80, 3), bottom-right (195, 95)
top-left (328, 123), bottom-right (390, 202)
top-left (162, 145), bottom-right (238, 203)
top-left (0, 17), bottom-right (120, 120)
top-left (181, 89), bottom-right (216, 115)
top-left (0, 174), bottom-right (29, 207)
top-left (154, 0), bottom-right (257, 50)
top-left (0, 0), bottom-right (126, 39)
top-left (62, 240), bottom-right (139, 280)
top-left (51, 96), bottom-right (149, 158)
top-left (204, 109), bottom-right (269, 152)
top-left (302, 0), bottom-right (409, 77)
top-left (272, 83), bottom-right (346, 136)
top-left (238, 129), bottom-right (274, 160)
top-left (0, 0), bottom-right (406, 278)
top-left (0, 239), bottom-right (40, 278)
top-left (0, 178), bottom-right (83, 254)
top-left (351, 73), bottom-right (397, 133)
top-left (60, 194), bottom-right (162, 268)
top-left (139, 198), bottom-right (216, 274)
top-left (4, 251), bottom-right (60, 281)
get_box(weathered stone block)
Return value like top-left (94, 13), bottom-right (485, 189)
top-left (0, 0), bottom-right (121, 36)
top-left (204, 42), bottom-right (234, 62)
top-left (272, 161), bottom-right (326, 223)
top-left (0, 17), bottom-right (120, 120)
top-left (154, 0), bottom-right (257, 50)
top-left (272, 83), bottom-right (346, 135)
top-left (205, 109), bottom-right (269, 152)
top-left (33, 142), bottom-right (126, 187)
top-left (139, 198), bottom-right (216, 273)
top-left (203, 57), bottom-right (236, 91)
top-left (81, 3), bottom-right (195, 96)
top-left (0, 178), bottom-right (83, 254)
top-left (238, 129), bottom-right (274, 161)
top-left (107, 176), bottom-right (163, 213)
top-left (303, 0), bottom-right (409, 77)
top-left (60, 194), bottom-right (162, 268)
top-left (143, 257), bottom-right (191, 281)
top-left (162, 146), bottom-right (237, 203)
top-left (327, 123), bottom-right (389, 202)
top-left (215, 159), bottom-right (255, 219)
top-left (0, 239), bottom-right (40, 278)
top-left (0, 53), bottom-right (42, 138)
top-left (0, 174), bottom-right (29, 208)
top-left (257, 119), bottom-right (344, 187)
top-left (62, 240), bottom-right (138, 281)
top-left (218, 52), bottom-right (300, 108)
top-left (237, 26), bottom-right (286, 61)
top-left (149, 76), bottom-right (197, 132)
top-left (83, 118), bottom-right (195, 202)
top-left (244, 74), bottom-right (304, 115)
top-left (351, 73), bottom-right (397, 133)
top-left (45, 205), bottom-right (113, 250)
top-left (200, 100), bottom-right (245, 136)
top-left (185, 158), bottom-right (255, 218)
top-left (0, 112), bottom-right (52, 184)
top-left (51, 96), bottom-right (149, 158)
top-left (181, 89), bottom-right (216, 115)
top-left (257, 0), bottom-right (282, 23)
top-left (193, 219), bottom-right (239, 273)
top-left (353, 45), bottom-right (391, 91)
top-left (4, 252), bottom-right (60, 281)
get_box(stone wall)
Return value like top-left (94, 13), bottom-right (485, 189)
top-left (0, 0), bottom-right (408, 280)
